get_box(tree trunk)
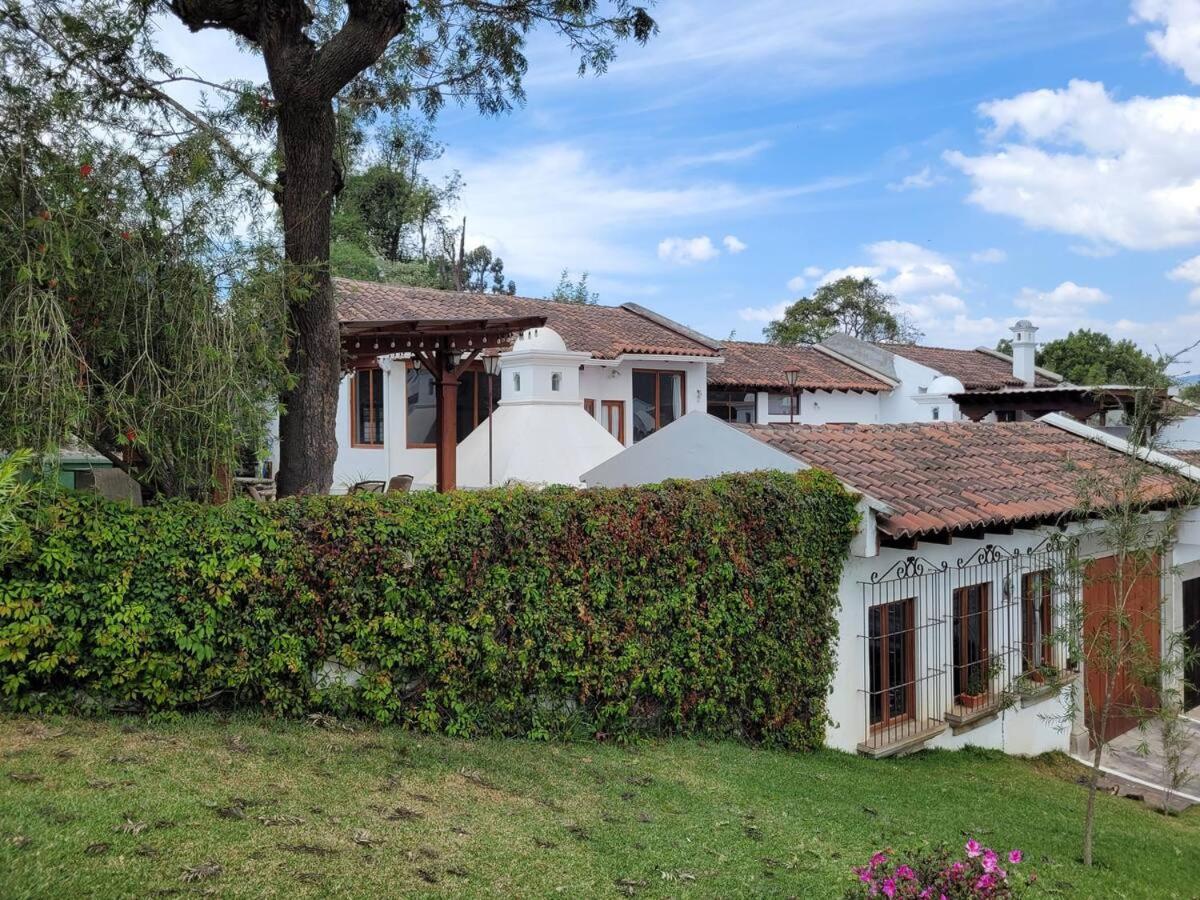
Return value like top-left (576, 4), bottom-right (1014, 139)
top-left (276, 98), bottom-right (341, 497)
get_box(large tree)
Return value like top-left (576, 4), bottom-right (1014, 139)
top-left (4, 1), bottom-right (655, 496)
top-left (764, 276), bottom-right (921, 345)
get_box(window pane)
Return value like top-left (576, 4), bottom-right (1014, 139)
top-left (708, 390), bottom-right (756, 423)
top-left (767, 392), bottom-right (798, 415)
top-left (868, 607), bottom-right (882, 725)
top-left (632, 372), bottom-right (656, 442)
top-left (456, 371), bottom-right (476, 443)
top-left (370, 370), bottom-right (384, 443)
top-left (406, 368), bottom-right (437, 445)
top-left (355, 369), bottom-right (383, 445)
top-left (660, 373), bottom-right (683, 429)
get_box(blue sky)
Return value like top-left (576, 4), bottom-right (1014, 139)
top-left (157, 1), bottom-right (1200, 371)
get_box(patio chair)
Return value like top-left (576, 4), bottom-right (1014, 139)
top-left (386, 474), bottom-right (414, 493)
top-left (348, 480), bottom-right (386, 494)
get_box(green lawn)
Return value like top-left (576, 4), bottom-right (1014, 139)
top-left (0, 715), bottom-right (1195, 898)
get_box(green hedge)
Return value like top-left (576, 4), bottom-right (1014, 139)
top-left (0, 472), bottom-right (858, 749)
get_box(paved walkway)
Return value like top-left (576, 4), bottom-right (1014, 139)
top-left (1086, 710), bottom-right (1200, 812)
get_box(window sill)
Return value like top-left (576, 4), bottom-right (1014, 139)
top-left (857, 720), bottom-right (947, 759)
top-left (1018, 672), bottom-right (1077, 709)
top-left (945, 698), bottom-right (1004, 734)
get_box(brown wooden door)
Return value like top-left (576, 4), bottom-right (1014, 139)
top-left (601, 400), bottom-right (625, 445)
top-left (1083, 554), bottom-right (1161, 743)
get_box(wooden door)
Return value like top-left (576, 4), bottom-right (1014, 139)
top-left (601, 400), bottom-right (625, 445)
top-left (1083, 554), bottom-right (1162, 743)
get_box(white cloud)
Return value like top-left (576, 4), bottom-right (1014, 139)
top-left (857, 241), bottom-right (961, 297)
top-left (970, 248), bottom-right (1007, 263)
top-left (887, 165), bottom-right (945, 191)
top-left (738, 301), bottom-right (791, 323)
top-left (786, 275), bottom-right (808, 293)
top-left (1015, 281), bottom-right (1110, 314)
top-left (803, 265), bottom-right (824, 278)
top-left (1133, 0), bottom-right (1200, 85)
top-left (946, 79), bottom-right (1200, 250)
top-left (658, 235), bottom-right (720, 265)
top-left (674, 141), bottom-right (773, 167)
top-left (1168, 254), bottom-right (1200, 301)
top-left (723, 234), bottom-right (748, 254)
top-left (438, 143), bottom-right (853, 281)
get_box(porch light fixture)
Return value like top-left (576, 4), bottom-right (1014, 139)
top-left (483, 354), bottom-right (501, 485)
top-left (783, 367), bottom-right (802, 424)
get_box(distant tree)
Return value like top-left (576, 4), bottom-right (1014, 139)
top-left (461, 245), bottom-right (515, 294)
top-left (765, 277), bottom-right (921, 345)
top-left (1034, 330), bottom-right (1165, 387)
top-left (547, 269), bottom-right (599, 304)
top-left (1176, 382), bottom-right (1200, 404)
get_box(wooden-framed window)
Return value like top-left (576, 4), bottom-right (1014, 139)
top-left (868, 598), bottom-right (915, 729)
top-left (351, 367), bottom-right (385, 448)
top-left (953, 583), bottom-right (991, 697)
top-left (707, 390), bottom-right (756, 423)
top-left (1021, 570), bottom-right (1054, 672)
top-left (405, 363), bottom-right (500, 449)
top-left (766, 392), bottom-right (798, 416)
top-left (601, 399), bottom-right (624, 444)
top-left (583, 399), bottom-right (596, 417)
top-left (631, 369), bottom-right (685, 442)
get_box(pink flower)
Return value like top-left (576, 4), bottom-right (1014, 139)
top-left (982, 849), bottom-right (999, 873)
top-left (975, 873), bottom-right (995, 891)
top-left (871, 852), bottom-right (888, 868)
top-left (896, 865), bottom-right (916, 881)
top-left (965, 839), bottom-right (982, 858)
top-left (881, 878), bottom-right (897, 898)
top-left (1008, 849), bottom-right (1023, 864)
top-left (950, 861), bottom-right (965, 876)
top-left (856, 867), bottom-right (872, 884)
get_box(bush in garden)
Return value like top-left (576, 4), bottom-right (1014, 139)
top-left (0, 471), bottom-right (858, 749)
top-left (845, 840), bottom-right (1031, 898)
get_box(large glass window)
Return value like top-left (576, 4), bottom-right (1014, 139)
top-left (868, 598), bottom-right (914, 728)
top-left (406, 365), bottom-right (500, 448)
top-left (632, 370), bottom-right (684, 442)
top-left (708, 390), bottom-right (756, 423)
top-left (352, 368), bottom-right (385, 447)
top-left (953, 583), bottom-right (991, 698)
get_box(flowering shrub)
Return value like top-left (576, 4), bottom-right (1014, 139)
top-left (846, 840), bottom-right (1031, 898)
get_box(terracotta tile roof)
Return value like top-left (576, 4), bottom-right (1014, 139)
top-left (879, 344), bottom-right (1058, 390)
top-left (734, 421), bottom-right (1189, 540)
top-left (709, 341), bottom-right (892, 393)
top-left (335, 279), bottom-right (719, 360)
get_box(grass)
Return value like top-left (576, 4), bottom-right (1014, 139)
top-left (0, 714), bottom-right (1196, 898)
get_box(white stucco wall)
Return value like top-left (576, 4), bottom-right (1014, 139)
top-left (751, 389), bottom-right (883, 425)
top-left (1160, 413), bottom-right (1200, 457)
top-left (877, 356), bottom-right (963, 424)
top-left (578, 358), bottom-right (711, 447)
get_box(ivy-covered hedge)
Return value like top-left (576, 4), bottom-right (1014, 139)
top-left (0, 472), bottom-right (858, 749)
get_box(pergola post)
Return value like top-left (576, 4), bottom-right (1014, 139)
top-left (435, 357), bottom-right (459, 494)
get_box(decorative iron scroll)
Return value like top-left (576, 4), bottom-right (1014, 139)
top-left (868, 555), bottom-right (949, 583)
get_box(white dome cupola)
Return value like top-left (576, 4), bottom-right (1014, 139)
top-left (501, 326), bottom-right (589, 405)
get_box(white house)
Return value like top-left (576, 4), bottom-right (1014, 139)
top-left (322, 279), bottom-right (724, 491)
top-left (583, 412), bottom-right (1200, 758)
top-left (708, 321), bottom-right (1068, 427)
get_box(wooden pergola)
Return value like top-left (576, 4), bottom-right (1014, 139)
top-left (341, 314), bottom-right (546, 492)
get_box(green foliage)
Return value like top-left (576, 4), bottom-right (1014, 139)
top-left (548, 269), bottom-right (599, 304)
top-left (1036, 330), bottom-right (1165, 387)
top-left (1176, 382), bottom-right (1199, 403)
top-left (765, 277), bottom-right (922, 345)
top-left (0, 449), bottom-right (34, 564)
top-left (0, 472), bottom-right (859, 749)
top-left (0, 33), bottom-right (290, 500)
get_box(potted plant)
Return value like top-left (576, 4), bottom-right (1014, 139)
top-left (957, 669), bottom-right (991, 708)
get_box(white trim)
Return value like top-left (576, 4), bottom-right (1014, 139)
top-left (1039, 413), bottom-right (1200, 483)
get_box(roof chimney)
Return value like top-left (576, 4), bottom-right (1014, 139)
top-left (1010, 319), bottom-right (1038, 386)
